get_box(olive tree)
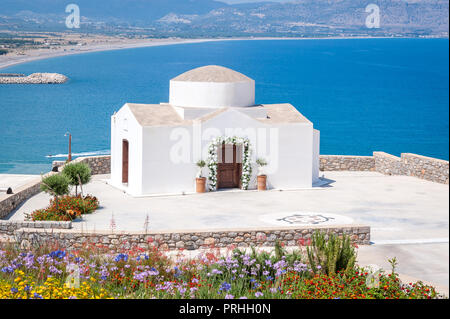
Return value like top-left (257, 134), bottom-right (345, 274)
top-left (62, 162), bottom-right (92, 196)
top-left (40, 174), bottom-right (70, 209)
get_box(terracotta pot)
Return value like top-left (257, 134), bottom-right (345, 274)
top-left (257, 175), bottom-right (267, 191)
top-left (196, 177), bottom-right (206, 193)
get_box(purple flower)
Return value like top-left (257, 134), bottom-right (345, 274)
top-left (133, 268), bottom-right (159, 282)
top-left (48, 250), bottom-right (66, 259)
top-left (49, 265), bottom-right (62, 274)
top-left (219, 282), bottom-right (231, 292)
top-left (114, 253), bottom-right (128, 263)
top-left (225, 294), bottom-right (234, 299)
top-left (255, 292), bottom-right (264, 298)
top-left (1, 266), bottom-right (14, 273)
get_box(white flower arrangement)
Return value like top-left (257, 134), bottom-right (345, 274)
top-left (207, 136), bottom-right (252, 191)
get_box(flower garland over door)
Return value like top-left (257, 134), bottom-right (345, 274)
top-left (207, 136), bottom-right (252, 191)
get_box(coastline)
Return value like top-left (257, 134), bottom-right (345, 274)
top-left (1, 36), bottom-right (446, 71)
top-left (0, 38), bottom-right (216, 71)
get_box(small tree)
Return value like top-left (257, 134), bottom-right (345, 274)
top-left (256, 158), bottom-right (268, 176)
top-left (62, 162), bottom-right (92, 196)
top-left (40, 174), bottom-right (70, 197)
top-left (40, 174), bottom-right (70, 210)
top-left (196, 159), bottom-right (206, 178)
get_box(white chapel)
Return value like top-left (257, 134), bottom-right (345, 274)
top-left (110, 65), bottom-right (320, 196)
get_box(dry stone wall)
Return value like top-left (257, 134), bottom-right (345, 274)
top-left (374, 152), bottom-right (449, 184)
top-left (320, 155), bottom-right (375, 171)
top-left (0, 221), bottom-right (71, 242)
top-left (320, 152), bottom-right (448, 184)
top-left (13, 225), bottom-right (371, 251)
top-left (0, 177), bottom-right (44, 219)
top-left (0, 155), bottom-right (111, 219)
top-left (52, 155), bottom-right (110, 175)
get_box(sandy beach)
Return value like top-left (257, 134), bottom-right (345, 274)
top-left (0, 37), bottom-right (220, 71)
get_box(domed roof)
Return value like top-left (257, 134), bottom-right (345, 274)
top-left (171, 65), bottom-right (253, 83)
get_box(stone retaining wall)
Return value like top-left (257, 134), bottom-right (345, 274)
top-left (0, 221), bottom-right (71, 241)
top-left (0, 177), bottom-right (44, 219)
top-left (13, 224), bottom-right (370, 251)
top-left (320, 152), bottom-right (448, 184)
top-left (0, 155), bottom-right (111, 219)
top-left (374, 152), bottom-right (449, 184)
top-left (53, 155), bottom-right (111, 175)
top-left (320, 155), bottom-right (375, 171)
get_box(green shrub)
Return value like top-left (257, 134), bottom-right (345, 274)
top-left (62, 162), bottom-right (91, 195)
top-left (40, 174), bottom-right (70, 197)
top-left (307, 231), bottom-right (357, 276)
top-left (196, 160), bottom-right (206, 168)
top-left (256, 158), bottom-right (267, 167)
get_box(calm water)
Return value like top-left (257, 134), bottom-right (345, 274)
top-left (0, 38), bottom-right (448, 174)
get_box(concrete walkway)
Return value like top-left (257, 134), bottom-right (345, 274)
top-left (5, 171), bottom-right (449, 292)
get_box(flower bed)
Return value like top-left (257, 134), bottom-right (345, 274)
top-left (0, 240), bottom-right (443, 299)
top-left (25, 195), bottom-right (99, 221)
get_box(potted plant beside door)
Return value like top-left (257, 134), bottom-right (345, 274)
top-left (196, 160), bottom-right (207, 193)
top-left (256, 158), bottom-right (268, 191)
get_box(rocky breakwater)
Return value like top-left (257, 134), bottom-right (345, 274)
top-left (0, 73), bottom-right (68, 84)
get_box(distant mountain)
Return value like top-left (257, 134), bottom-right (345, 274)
top-left (0, 0), bottom-right (227, 21)
top-left (0, 0), bottom-right (448, 37)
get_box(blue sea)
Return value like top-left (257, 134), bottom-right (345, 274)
top-left (0, 38), bottom-right (448, 174)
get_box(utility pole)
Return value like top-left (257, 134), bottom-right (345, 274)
top-left (65, 131), bottom-right (72, 162)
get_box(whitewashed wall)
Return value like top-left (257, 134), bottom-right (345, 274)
top-left (312, 129), bottom-right (320, 182)
top-left (110, 105), bottom-right (143, 196)
top-left (141, 125), bottom-right (196, 195)
top-left (200, 109), bottom-right (267, 190)
top-left (263, 123), bottom-right (314, 189)
top-left (169, 80), bottom-right (255, 108)
top-left (111, 107), bottom-right (319, 196)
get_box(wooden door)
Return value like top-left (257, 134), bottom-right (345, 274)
top-left (217, 144), bottom-right (242, 189)
top-left (122, 139), bottom-right (129, 183)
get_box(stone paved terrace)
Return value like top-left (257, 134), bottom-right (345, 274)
top-left (4, 171), bottom-right (449, 292)
top-left (6, 172), bottom-right (448, 239)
